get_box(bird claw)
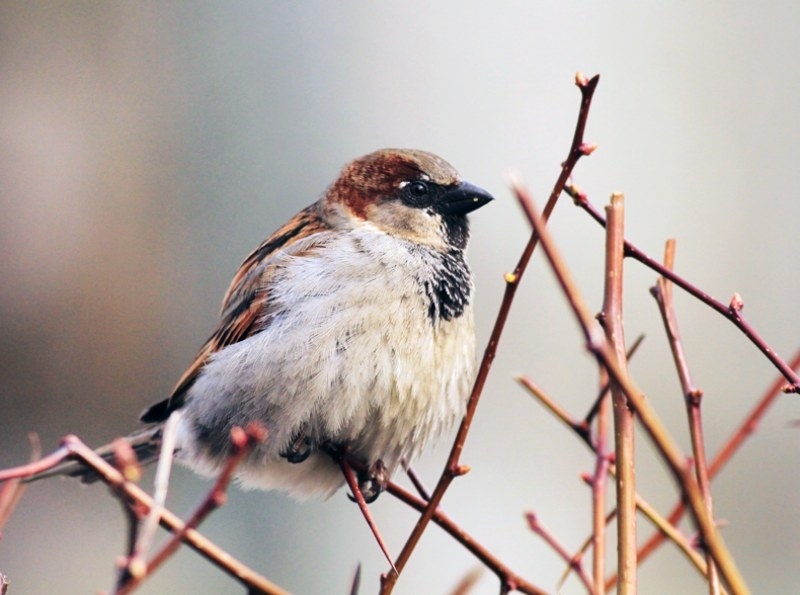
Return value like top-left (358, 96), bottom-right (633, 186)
top-left (350, 459), bottom-right (388, 503)
top-left (280, 433), bottom-right (315, 463)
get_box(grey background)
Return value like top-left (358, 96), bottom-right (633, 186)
top-left (1, 2), bottom-right (798, 594)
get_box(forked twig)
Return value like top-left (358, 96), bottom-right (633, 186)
top-left (117, 410), bottom-right (183, 590)
top-left (567, 184), bottom-right (800, 394)
top-left (523, 372), bottom-right (726, 590)
top-left (116, 423), bottom-right (268, 594)
top-left (627, 348), bottom-right (800, 583)
top-left (651, 239), bottom-right (720, 595)
top-left (525, 511), bottom-right (593, 592)
top-left (335, 451), bottom-right (548, 594)
top-left (385, 479), bottom-right (548, 595)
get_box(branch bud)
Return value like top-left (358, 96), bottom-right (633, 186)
top-left (566, 183), bottom-right (587, 205)
top-left (729, 292), bottom-right (744, 312)
top-left (579, 142), bottom-right (597, 156)
top-left (575, 71), bottom-right (589, 88)
top-left (452, 464), bottom-right (471, 477)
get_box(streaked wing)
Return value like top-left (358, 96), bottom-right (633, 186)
top-left (139, 203), bottom-right (327, 423)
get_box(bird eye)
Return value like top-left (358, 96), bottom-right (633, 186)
top-left (407, 181), bottom-right (429, 197)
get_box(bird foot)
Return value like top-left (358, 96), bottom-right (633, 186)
top-left (280, 433), bottom-right (315, 463)
top-left (355, 459), bottom-right (388, 503)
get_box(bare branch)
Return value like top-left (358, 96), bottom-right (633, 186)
top-left (526, 511), bottom-right (594, 593)
top-left (567, 184), bottom-right (800, 394)
top-left (601, 193), bottom-right (637, 593)
top-left (513, 181), bottom-right (748, 594)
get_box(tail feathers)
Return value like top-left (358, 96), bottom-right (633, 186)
top-left (25, 426), bottom-right (164, 484)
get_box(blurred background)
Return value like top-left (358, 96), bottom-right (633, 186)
top-left (1, 3), bottom-right (798, 594)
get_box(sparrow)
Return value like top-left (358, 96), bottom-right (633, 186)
top-left (73, 149), bottom-right (493, 500)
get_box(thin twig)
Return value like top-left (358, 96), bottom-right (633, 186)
top-left (0, 445), bottom-right (72, 482)
top-left (634, 494), bottom-right (715, 586)
top-left (337, 454), bottom-right (397, 574)
top-left (567, 184), bottom-right (800, 394)
top-left (517, 335), bottom-right (645, 450)
top-left (584, 335), bottom-right (645, 427)
top-left (120, 410), bottom-right (183, 589)
top-left (332, 450), bottom-right (548, 594)
top-left (519, 362), bottom-right (725, 588)
top-left (559, 505), bottom-right (615, 591)
top-left (591, 355), bottom-right (612, 592)
top-left (526, 512), bottom-right (593, 593)
top-left (527, 376), bottom-right (724, 591)
top-left (0, 434), bottom-right (40, 532)
top-left (513, 182), bottom-right (748, 594)
top-left (401, 459), bottom-right (431, 501)
top-left (632, 346), bottom-right (800, 577)
top-left (117, 423), bottom-right (268, 594)
top-left (379, 72), bottom-right (600, 594)
top-left (651, 240), bottom-right (720, 595)
top-left (517, 375), bottom-right (592, 447)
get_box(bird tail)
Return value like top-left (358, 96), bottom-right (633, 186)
top-left (25, 426), bottom-right (164, 484)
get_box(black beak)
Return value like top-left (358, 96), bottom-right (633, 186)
top-left (437, 181), bottom-right (494, 215)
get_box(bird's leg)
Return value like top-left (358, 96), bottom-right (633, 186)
top-left (356, 459), bottom-right (388, 504)
top-left (279, 432), bottom-right (315, 464)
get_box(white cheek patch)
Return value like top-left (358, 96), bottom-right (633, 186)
top-left (365, 201), bottom-right (446, 250)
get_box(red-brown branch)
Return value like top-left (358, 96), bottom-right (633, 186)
top-left (514, 182), bottom-right (748, 593)
top-left (651, 240), bottom-right (720, 595)
top-left (116, 424), bottom-right (268, 594)
top-left (567, 185), bottom-right (800, 394)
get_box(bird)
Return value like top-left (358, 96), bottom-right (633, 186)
top-left (62, 148), bottom-right (494, 501)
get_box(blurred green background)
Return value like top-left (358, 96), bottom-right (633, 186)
top-left (1, 3), bottom-right (798, 594)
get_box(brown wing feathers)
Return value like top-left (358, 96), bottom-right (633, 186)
top-left (139, 204), bottom-right (327, 423)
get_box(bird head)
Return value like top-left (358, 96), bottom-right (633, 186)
top-left (325, 149), bottom-right (494, 250)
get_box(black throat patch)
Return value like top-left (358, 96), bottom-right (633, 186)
top-left (420, 248), bottom-right (472, 323)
